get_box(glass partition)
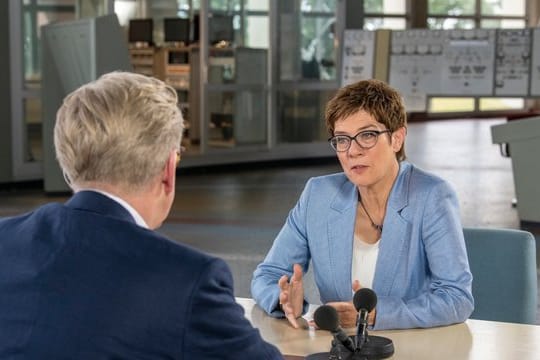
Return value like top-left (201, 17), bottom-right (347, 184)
top-left (22, 0), bottom-right (76, 163)
top-left (10, 0), bottom-right (75, 181)
top-left (208, 90), bottom-right (236, 147)
top-left (278, 0), bottom-right (337, 81)
top-left (143, 0), bottom-right (271, 152)
top-left (207, 89), bottom-right (267, 148)
top-left (278, 90), bottom-right (334, 143)
top-left (274, 0), bottom-right (338, 144)
top-left (198, 0), bottom-right (271, 152)
top-left (23, 97), bottom-right (43, 163)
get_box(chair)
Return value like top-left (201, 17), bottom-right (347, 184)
top-left (463, 227), bottom-right (538, 324)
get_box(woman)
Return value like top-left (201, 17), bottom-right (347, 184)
top-left (251, 79), bottom-right (473, 330)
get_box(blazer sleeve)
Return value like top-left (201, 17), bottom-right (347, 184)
top-left (250, 179), bottom-right (313, 317)
top-left (184, 257), bottom-right (283, 359)
top-left (374, 180), bottom-right (474, 329)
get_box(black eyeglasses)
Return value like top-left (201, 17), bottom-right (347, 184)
top-left (328, 129), bottom-right (391, 152)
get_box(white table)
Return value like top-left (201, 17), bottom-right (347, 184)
top-left (237, 298), bottom-right (540, 359)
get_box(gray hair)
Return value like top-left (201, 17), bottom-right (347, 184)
top-left (54, 71), bottom-right (184, 191)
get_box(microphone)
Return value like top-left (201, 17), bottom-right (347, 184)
top-left (351, 288), bottom-right (394, 359)
top-left (313, 305), bottom-right (356, 353)
top-left (307, 295), bottom-right (394, 360)
top-left (353, 288), bottom-right (377, 349)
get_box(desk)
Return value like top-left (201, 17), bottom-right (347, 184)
top-left (237, 298), bottom-right (540, 359)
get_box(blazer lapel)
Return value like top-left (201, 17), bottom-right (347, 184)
top-left (373, 163), bottom-right (412, 296)
top-left (327, 180), bottom-right (357, 300)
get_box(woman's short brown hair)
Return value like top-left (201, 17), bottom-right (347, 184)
top-left (325, 79), bottom-right (407, 161)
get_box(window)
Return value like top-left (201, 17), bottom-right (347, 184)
top-left (364, 0), bottom-right (407, 30)
top-left (428, 0), bottom-right (526, 28)
top-left (300, 4), bottom-right (336, 80)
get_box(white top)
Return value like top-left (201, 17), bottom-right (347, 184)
top-left (351, 234), bottom-right (380, 289)
top-left (80, 189), bottom-right (149, 229)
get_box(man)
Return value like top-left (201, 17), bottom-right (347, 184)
top-left (0, 72), bottom-right (282, 359)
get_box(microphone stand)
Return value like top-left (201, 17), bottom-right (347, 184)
top-left (355, 310), bottom-right (369, 350)
top-left (329, 338), bottom-right (349, 360)
top-left (307, 303), bottom-right (394, 360)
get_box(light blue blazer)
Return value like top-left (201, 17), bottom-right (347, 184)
top-left (251, 161), bottom-right (474, 330)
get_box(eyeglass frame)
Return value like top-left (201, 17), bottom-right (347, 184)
top-left (328, 129), bottom-right (392, 152)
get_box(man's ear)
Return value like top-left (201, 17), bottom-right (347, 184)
top-left (162, 150), bottom-right (177, 194)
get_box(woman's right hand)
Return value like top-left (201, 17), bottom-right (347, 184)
top-left (278, 263), bottom-right (304, 329)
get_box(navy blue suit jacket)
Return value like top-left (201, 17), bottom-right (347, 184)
top-left (0, 191), bottom-right (282, 359)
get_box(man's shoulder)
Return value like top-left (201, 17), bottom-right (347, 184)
top-left (81, 214), bottom-right (218, 269)
top-left (0, 202), bottom-right (64, 230)
top-left (139, 227), bottom-right (217, 265)
top-left (1, 200), bottom-right (217, 271)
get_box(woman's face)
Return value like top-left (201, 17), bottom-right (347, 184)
top-left (334, 110), bottom-right (404, 189)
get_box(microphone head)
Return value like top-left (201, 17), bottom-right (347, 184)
top-left (313, 305), bottom-right (339, 332)
top-left (353, 288), bottom-right (377, 312)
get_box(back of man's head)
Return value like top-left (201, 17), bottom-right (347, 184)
top-left (54, 71), bottom-right (184, 192)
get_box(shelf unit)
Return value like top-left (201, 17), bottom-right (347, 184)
top-left (128, 47), bottom-right (156, 77)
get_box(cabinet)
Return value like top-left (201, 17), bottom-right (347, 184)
top-left (155, 47), bottom-right (191, 91)
top-left (491, 116), bottom-right (540, 223)
top-left (154, 47), bottom-right (193, 147)
top-left (130, 46), bottom-right (193, 147)
top-left (129, 46), bottom-right (192, 110)
top-left (128, 47), bottom-right (156, 77)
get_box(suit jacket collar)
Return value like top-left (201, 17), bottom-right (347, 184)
top-left (65, 190), bottom-right (136, 224)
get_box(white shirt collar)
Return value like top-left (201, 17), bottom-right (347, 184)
top-left (80, 188), bottom-right (149, 229)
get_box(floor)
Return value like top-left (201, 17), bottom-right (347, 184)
top-left (1, 117), bottom-right (539, 324)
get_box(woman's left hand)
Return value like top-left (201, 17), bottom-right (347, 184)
top-left (325, 280), bottom-right (375, 329)
top-left (325, 301), bottom-right (359, 328)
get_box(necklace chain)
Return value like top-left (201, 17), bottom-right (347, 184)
top-left (359, 198), bottom-right (383, 233)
